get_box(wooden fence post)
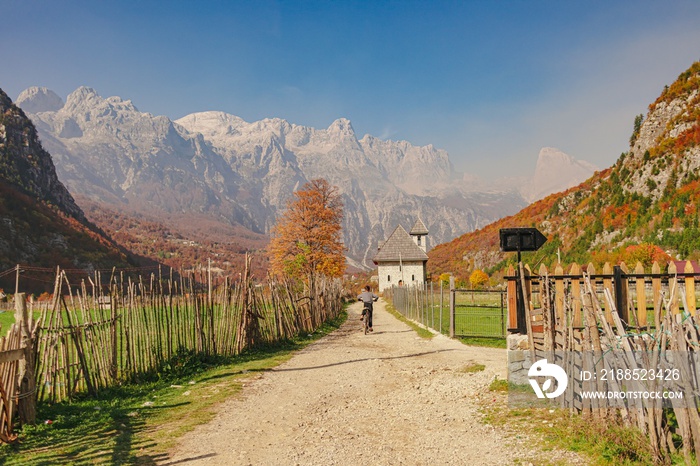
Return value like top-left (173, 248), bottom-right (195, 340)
top-left (554, 263), bottom-right (565, 325)
top-left (652, 261), bottom-right (662, 327)
top-left (602, 262), bottom-right (614, 323)
top-left (668, 262), bottom-right (680, 315)
top-left (684, 261), bottom-right (696, 316)
top-left (570, 263), bottom-right (582, 327)
top-left (449, 276), bottom-right (455, 338)
top-left (14, 293), bottom-right (36, 425)
top-left (634, 261), bottom-right (647, 328)
top-left (614, 262), bottom-right (629, 324)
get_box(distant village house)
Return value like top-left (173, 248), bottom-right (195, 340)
top-left (373, 219), bottom-right (429, 292)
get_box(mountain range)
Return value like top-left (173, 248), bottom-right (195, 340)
top-left (428, 61), bottom-right (700, 282)
top-left (15, 86), bottom-right (595, 271)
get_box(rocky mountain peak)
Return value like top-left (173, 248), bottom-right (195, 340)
top-left (16, 86), bottom-right (64, 113)
top-left (327, 118), bottom-right (355, 137)
top-left (0, 87), bottom-right (84, 221)
top-left (65, 86), bottom-right (101, 107)
top-left (60, 87), bottom-right (141, 117)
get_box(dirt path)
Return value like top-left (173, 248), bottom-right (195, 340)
top-left (167, 300), bottom-right (582, 465)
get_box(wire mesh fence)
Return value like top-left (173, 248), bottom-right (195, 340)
top-left (384, 283), bottom-right (507, 338)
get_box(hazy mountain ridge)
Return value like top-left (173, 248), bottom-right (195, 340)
top-left (428, 61), bottom-right (700, 280)
top-left (522, 147), bottom-right (598, 202)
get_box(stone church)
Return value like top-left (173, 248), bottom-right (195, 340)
top-left (373, 219), bottom-right (429, 292)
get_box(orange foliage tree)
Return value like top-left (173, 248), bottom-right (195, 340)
top-left (625, 243), bottom-right (671, 268)
top-left (469, 269), bottom-right (489, 289)
top-left (268, 178), bottom-right (345, 280)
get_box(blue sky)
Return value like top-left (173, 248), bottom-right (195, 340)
top-left (2, 0), bottom-right (700, 180)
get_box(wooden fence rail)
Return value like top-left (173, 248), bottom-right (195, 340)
top-left (506, 260), bottom-right (700, 332)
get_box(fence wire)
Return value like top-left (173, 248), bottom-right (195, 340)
top-left (384, 283), bottom-right (506, 338)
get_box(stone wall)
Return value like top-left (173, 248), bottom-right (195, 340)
top-left (507, 333), bottom-right (533, 385)
top-left (377, 261), bottom-right (425, 291)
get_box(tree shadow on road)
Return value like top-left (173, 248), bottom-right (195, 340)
top-left (370, 329), bottom-right (413, 335)
top-left (269, 349), bottom-right (460, 372)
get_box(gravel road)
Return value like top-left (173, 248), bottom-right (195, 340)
top-left (167, 299), bottom-right (584, 465)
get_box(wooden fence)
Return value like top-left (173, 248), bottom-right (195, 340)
top-left (32, 266), bottom-right (343, 403)
top-left (507, 260), bottom-right (700, 334)
top-left (0, 296), bottom-right (38, 443)
top-left (383, 281), bottom-right (507, 338)
top-left (507, 260), bottom-right (700, 464)
top-left (0, 258), bottom-right (344, 442)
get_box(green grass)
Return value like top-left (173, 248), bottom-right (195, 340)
top-left (0, 310), bottom-right (348, 465)
top-left (0, 309), bottom-right (15, 331)
top-left (457, 336), bottom-right (507, 348)
top-left (383, 301), bottom-right (435, 339)
top-left (483, 381), bottom-right (671, 465)
top-left (388, 289), bottom-right (508, 339)
top-left (385, 296), bottom-right (507, 349)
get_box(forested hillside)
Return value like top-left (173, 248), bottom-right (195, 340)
top-left (429, 61), bottom-right (700, 283)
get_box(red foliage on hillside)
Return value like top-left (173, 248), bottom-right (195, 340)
top-left (77, 197), bottom-right (271, 279)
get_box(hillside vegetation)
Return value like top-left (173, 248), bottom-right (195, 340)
top-left (78, 196), bottom-right (270, 278)
top-left (429, 61), bottom-right (700, 283)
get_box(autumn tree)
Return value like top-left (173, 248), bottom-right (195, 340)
top-left (626, 243), bottom-right (671, 269)
top-left (268, 178), bottom-right (345, 280)
top-left (438, 273), bottom-right (452, 287)
top-left (469, 269), bottom-right (489, 289)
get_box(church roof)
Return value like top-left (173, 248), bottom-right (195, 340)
top-left (373, 225), bottom-right (429, 263)
top-left (410, 218), bottom-right (429, 235)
